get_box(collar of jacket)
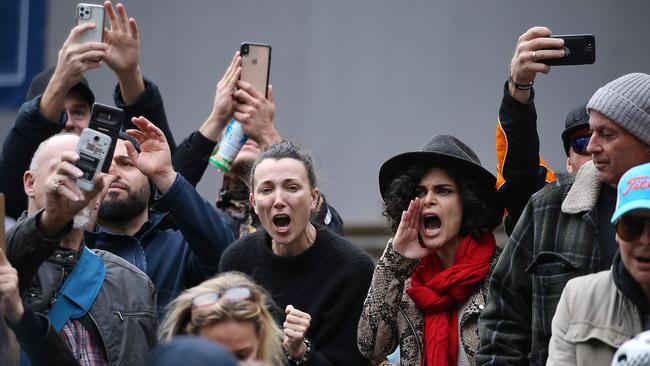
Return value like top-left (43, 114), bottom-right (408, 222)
top-left (85, 210), bottom-right (168, 245)
top-left (561, 160), bottom-right (601, 214)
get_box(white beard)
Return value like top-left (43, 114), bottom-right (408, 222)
top-left (72, 206), bottom-right (92, 229)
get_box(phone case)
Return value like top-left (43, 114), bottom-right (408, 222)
top-left (88, 103), bottom-right (123, 173)
top-left (76, 128), bottom-right (112, 191)
top-left (76, 3), bottom-right (105, 43)
top-left (240, 43), bottom-right (272, 97)
top-left (544, 34), bottom-right (595, 66)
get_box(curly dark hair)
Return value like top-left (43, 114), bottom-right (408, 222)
top-left (382, 163), bottom-right (502, 238)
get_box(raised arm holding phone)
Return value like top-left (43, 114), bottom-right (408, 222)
top-left (0, 1), bottom-right (176, 220)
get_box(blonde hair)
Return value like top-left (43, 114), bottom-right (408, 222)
top-left (159, 271), bottom-right (284, 365)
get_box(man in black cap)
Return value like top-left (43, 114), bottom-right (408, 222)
top-left (0, 1), bottom-right (175, 220)
top-left (561, 104), bottom-right (591, 174)
top-left (494, 26), bottom-right (592, 235)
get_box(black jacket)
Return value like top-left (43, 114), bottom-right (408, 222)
top-left (0, 78), bottom-right (176, 220)
top-left (495, 84), bottom-right (554, 235)
top-left (6, 211), bottom-right (157, 365)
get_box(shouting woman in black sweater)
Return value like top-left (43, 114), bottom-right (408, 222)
top-left (220, 141), bottom-right (374, 366)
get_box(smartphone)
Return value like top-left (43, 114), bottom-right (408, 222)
top-left (240, 43), bottom-right (272, 97)
top-left (88, 103), bottom-right (123, 173)
top-left (75, 128), bottom-right (112, 191)
top-left (76, 3), bottom-right (105, 44)
top-left (542, 34), bottom-right (595, 66)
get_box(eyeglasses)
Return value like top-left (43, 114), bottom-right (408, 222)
top-left (191, 287), bottom-right (253, 309)
top-left (616, 215), bottom-right (650, 241)
top-left (570, 135), bottom-right (591, 155)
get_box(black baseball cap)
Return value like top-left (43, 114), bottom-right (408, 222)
top-left (25, 67), bottom-right (95, 106)
top-left (561, 103), bottom-right (590, 155)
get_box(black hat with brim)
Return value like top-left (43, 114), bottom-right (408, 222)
top-left (561, 103), bottom-right (590, 155)
top-left (25, 67), bottom-right (95, 105)
top-left (379, 134), bottom-right (499, 202)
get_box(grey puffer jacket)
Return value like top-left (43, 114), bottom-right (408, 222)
top-left (7, 210), bottom-right (157, 366)
top-left (357, 240), bottom-right (499, 366)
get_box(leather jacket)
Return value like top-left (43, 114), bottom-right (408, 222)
top-left (7, 210), bottom-right (157, 365)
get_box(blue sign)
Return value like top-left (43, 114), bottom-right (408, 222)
top-left (0, 0), bottom-right (45, 110)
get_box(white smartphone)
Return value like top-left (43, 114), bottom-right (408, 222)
top-left (75, 128), bottom-right (112, 191)
top-left (240, 43), bottom-right (271, 97)
top-left (76, 3), bottom-right (105, 44)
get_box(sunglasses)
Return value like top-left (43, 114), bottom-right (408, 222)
top-left (570, 135), bottom-right (591, 155)
top-left (615, 215), bottom-right (650, 241)
top-left (191, 287), bottom-right (253, 309)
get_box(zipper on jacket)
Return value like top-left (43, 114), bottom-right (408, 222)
top-left (114, 309), bottom-right (156, 321)
top-left (89, 312), bottom-right (112, 366)
top-left (398, 305), bottom-right (422, 360)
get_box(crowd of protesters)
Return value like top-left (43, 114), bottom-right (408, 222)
top-left (0, 2), bottom-right (649, 365)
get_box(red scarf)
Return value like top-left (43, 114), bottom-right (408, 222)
top-left (406, 232), bottom-right (496, 366)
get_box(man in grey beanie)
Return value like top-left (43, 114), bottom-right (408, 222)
top-left (477, 72), bottom-right (650, 366)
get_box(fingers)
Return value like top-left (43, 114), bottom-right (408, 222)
top-left (233, 87), bottom-right (256, 106)
top-left (49, 174), bottom-right (84, 202)
top-left (116, 3), bottom-right (130, 30)
top-left (123, 140), bottom-right (140, 164)
top-left (236, 80), bottom-right (264, 99)
top-left (67, 22), bottom-right (99, 43)
top-left (129, 116), bottom-right (167, 143)
top-left (104, 1), bottom-right (119, 30)
top-left (283, 305), bottom-right (311, 342)
top-left (285, 305), bottom-right (311, 321)
top-left (518, 26), bottom-right (552, 42)
top-left (0, 249), bottom-right (9, 266)
top-left (129, 18), bottom-right (139, 40)
top-left (267, 85), bottom-right (274, 102)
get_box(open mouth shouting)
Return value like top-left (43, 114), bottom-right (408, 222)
top-left (421, 214), bottom-right (442, 237)
top-left (272, 214), bottom-right (292, 233)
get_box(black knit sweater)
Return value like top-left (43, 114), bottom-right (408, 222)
top-left (219, 227), bottom-right (374, 366)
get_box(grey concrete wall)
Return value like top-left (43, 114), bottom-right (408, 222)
top-left (2, 0), bottom-right (650, 226)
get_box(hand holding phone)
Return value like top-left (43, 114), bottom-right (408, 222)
top-left (88, 103), bottom-right (123, 173)
top-left (76, 3), bottom-right (105, 44)
top-left (542, 34), bottom-right (595, 66)
top-left (75, 128), bottom-right (112, 192)
top-left (239, 43), bottom-right (271, 97)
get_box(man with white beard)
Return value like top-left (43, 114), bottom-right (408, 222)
top-left (5, 133), bottom-right (157, 364)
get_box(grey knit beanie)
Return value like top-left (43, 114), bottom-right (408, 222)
top-left (587, 73), bottom-right (650, 145)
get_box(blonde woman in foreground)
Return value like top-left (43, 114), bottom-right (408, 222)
top-left (159, 271), bottom-right (284, 364)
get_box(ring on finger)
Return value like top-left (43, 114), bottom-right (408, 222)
top-left (532, 51), bottom-right (537, 61)
top-left (52, 180), bottom-right (64, 193)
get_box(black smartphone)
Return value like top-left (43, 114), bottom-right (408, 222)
top-left (88, 103), bottom-right (123, 173)
top-left (542, 34), bottom-right (595, 66)
top-left (240, 43), bottom-right (271, 97)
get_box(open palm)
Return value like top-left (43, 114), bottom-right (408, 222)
top-left (392, 198), bottom-right (431, 259)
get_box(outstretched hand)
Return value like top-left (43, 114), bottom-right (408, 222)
top-left (392, 198), bottom-right (430, 259)
top-left (125, 117), bottom-right (176, 192)
top-left (103, 1), bottom-right (145, 104)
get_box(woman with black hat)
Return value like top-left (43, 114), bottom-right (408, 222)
top-left (357, 135), bottom-right (503, 366)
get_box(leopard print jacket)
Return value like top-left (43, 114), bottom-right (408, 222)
top-left (357, 239), bottom-right (500, 366)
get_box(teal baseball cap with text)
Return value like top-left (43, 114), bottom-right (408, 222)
top-left (612, 162), bottom-right (650, 223)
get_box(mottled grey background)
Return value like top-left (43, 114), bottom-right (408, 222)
top-left (2, 0), bottom-right (649, 228)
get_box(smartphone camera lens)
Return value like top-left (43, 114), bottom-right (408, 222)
top-left (241, 45), bottom-right (249, 55)
top-left (93, 136), bottom-right (100, 142)
top-left (85, 10), bottom-right (90, 15)
top-left (586, 42), bottom-right (593, 48)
